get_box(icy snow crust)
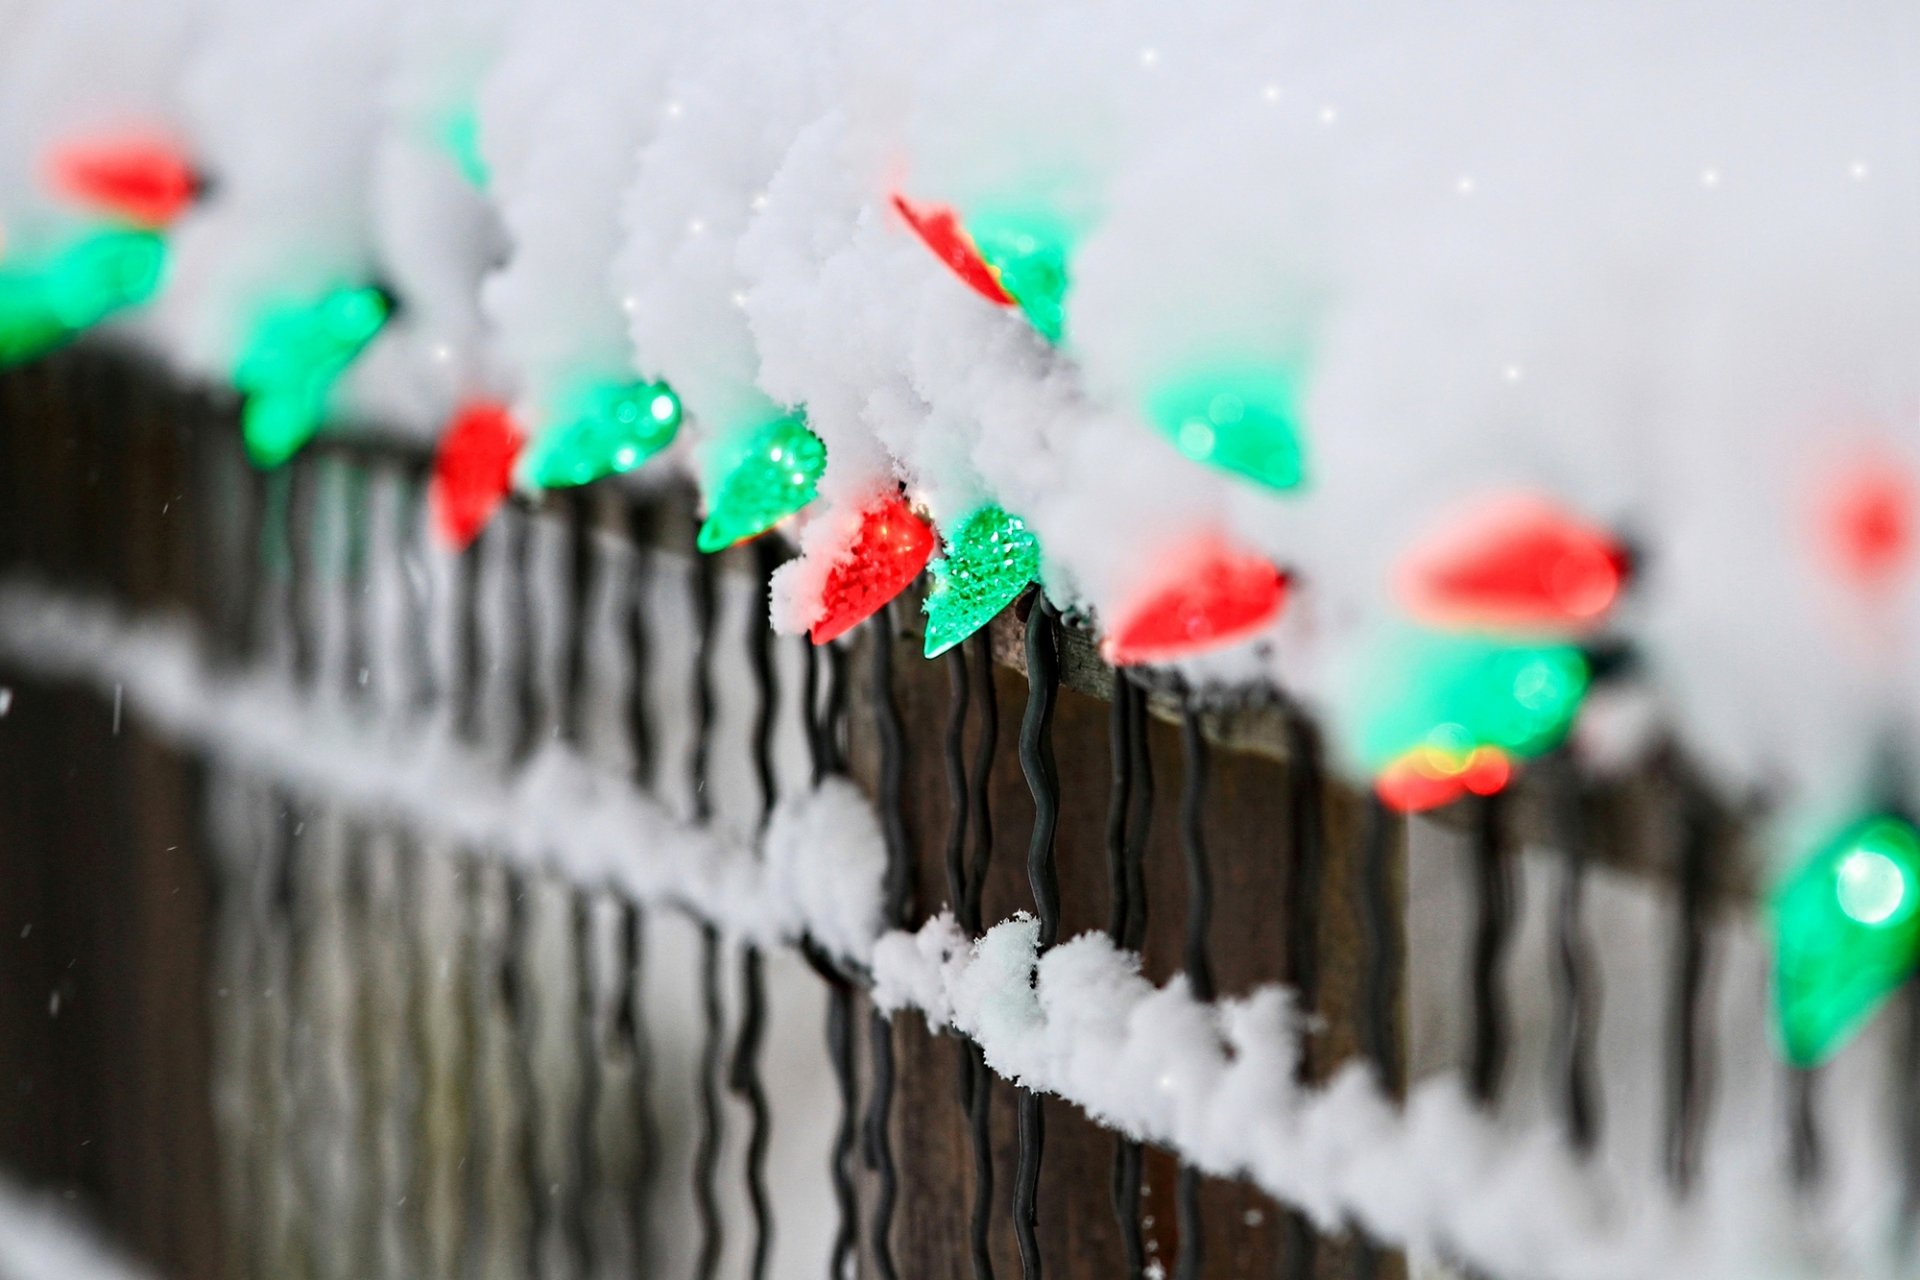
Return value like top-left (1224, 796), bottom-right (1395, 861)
top-left (3, 0), bottom-right (1918, 836)
top-left (0, 579), bottom-right (1906, 1280)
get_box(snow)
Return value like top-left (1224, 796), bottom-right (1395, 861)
top-left (0, 1176), bottom-right (154, 1280)
top-left (3, 570), bottom-right (1913, 1280)
top-left (0, 0), bottom-right (1915, 836)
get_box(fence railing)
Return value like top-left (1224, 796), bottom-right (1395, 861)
top-left (0, 343), bottom-right (1908, 1280)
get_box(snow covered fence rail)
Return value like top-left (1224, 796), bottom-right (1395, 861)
top-left (0, 345), bottom-right (1910, 1280)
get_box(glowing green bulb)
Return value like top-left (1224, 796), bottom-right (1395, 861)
top-left (0, 227), bottom-right (166, 365)
top-left (236, 285), bottom-right (391, 468)
top-left (439, 105), bottom-right (489, 190)
top-left (923, 504), bottom-right (1041, 657)
top-left (969, 208), bottom-right (1069, 344)
top-left (1773, 815), bottom-right (1920, 1067)
top-left (522, 380), bottom-right (683, 489)
top-left (696, 413), bottom-right (826, 552)
top-left (1148, 368), bottom-right (1307, 492)
top-left (1360, 632), bottom-right (1588, 772)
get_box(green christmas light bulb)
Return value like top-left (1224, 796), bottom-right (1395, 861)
top-left (969, 208), bottom-right (1069, 344)
top-left (236, 285), bottom-right (392, 468)
top-left (1773, 815), bottom-right (1920, 1067)
top-left (522, 380), bottom-right (683, 489)
top-left (1148, 368), bottom-right (1307, 493)
top-left (696, 413), bottom-right (826, 552)
top-left (439, 105), bottom-right (489, 190)
top-left (0, 227), bottom-right (167, 365)
top-left (42, 227), bottom-right (168, 328)
top-left (1360, 632), bottom-right (1589, 772)
top-left (922, 504), bottom-right (1041, 657)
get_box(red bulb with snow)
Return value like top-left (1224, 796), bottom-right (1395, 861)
top-left (1397, 494), bottom-right (1628, 634)
top-left (809, 495), bottom-right (937, 645)
top-left (431, 401), bottom-right (523, 550)
top-left (890, 193), bottom-right (1015, 308)
top-left (1101, 538), bottom-right (1288, 667)
top-left (45, 134), bottom-right (203, 228)
top-left (1818, 452), bottom-right (1914, 591)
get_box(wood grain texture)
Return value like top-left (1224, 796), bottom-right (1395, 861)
top-left (848, 614), bottom-right (1407, 1280)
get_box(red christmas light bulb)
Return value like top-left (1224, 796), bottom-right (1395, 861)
top-left (1819, 456), bottom-right (1913, 589)
top-left (891, 193), bottom-right (1015, 307)
top-left (811, 495), bottom-right (937, 645)
top-left (1101, 538), bottom-right (1288, 667)
top-left (1398, 494), bottom-right (1627, 634)
top-left (1375, 745), bottom-right (1512, 813)
top-left (45, 135), bottom-right (201, 228)
top-left (431, 400), bottom-right (523, 549)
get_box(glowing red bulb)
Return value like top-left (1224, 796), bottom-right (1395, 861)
top-left (45, 135), bottom-right (201, 228)
top-left (1398, 494), bottom-right (1627, 634)
top-left (1101, 538), bottom-right (1288, 667)
top-left (1375, 745), bottom-right (1513, 813)
top-left (891, 192), bottom-right (1015, 308)
top-left (811, 495), bottom-right (937, 645)
top-left (431, 400), bottom-right (523, 549)
top-left (1819, 455), bottom-right (1913, 589)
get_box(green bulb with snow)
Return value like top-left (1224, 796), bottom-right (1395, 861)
top-left (696, 413), bottom-right (827, 552)
top-left (923, 504), bottom-right (1041, 657)
top-left (0, 227), bottom-right (168, 365)
top-left (236, 285), bottom-right (392, 469)
top-left (521, 380), bottom-right (683, 490)
top-left (1773, 815), bottom-right (1920, 1067)
top-left (1148, 367), bottom-right (1307, 494)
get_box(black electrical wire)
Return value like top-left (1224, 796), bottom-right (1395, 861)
top-left (1550, 762), bottom-right (1599, 1156)
top-left (570, 889), bottom-right (602, 1277)
top-left (874, 600), bottom-right (914, 927)
top-left (499, 869), bottom-right (545, 1280)
top-left (396, 458), bottom-right (437, 719)
top-left (452, 538), bottom-right (484, 745)
top-left (1470, 791), bottom-right (1514, 1108)
top-left (938, 641), bottom-right (999, 1280)
top-left (274, 453), bottom-right (322, 1280)
top-left (226, 444), bottom-right (267, 666)
top-left (1021, 600), bottom-right (1062, 950)
top-left (557, 491), bottom-right (603, 1279)
top-left (868, 600), bottom-right (910, 1280)
top-left (617, 504), bottom-right (659, 1269)
top-left (1015, 600), bottom-right (1061, 1280)
top-left (507, 506), bottom-right (543, 764)
top-left (731, 539), bottom-right (782, 1280)
top-left (1900, 977), bottom-right (1920, 1249)
top-left (336, 455), bottom-right (384, 1276)
top-left (689, 546), bottom-right (726, 1280)
top-left (1281, 711), bottom-right (1325, 1280)
top-left (822, 955), bottom-right (861, 1280)
top-left (453, 546), bottom-right (490, 1280)
top-left (1175, 705), bottom-right (1212, 1280)
top-left (561, 487), bottom-right (594, 744)
top-left (1358, 794), bottom-right (1401, 1089)
top-left (387, 459), bottom-right (434, 1275)
top-left (1350, 795), bottom-right (1402, 1280)
top-left (625, 498), bottom-right (656, 785)
top-left (966, 632), bottom-right (1001, 1279)
top-left (339, 461), bottom-right (371, 705)
top-left (968, 632), bottom-right (999, 938)
top-left (1105, 682), bottom-right (1145, 1280)
top-left (1665, 781), bottom-right (1713, 1193)
top-left (285, 458), bottom-right (316, 689)
top-left (614, 901), bottom-right (657, 1270)
top-left (945, 648), bottom-right (974, 920)
top-left (1118, 677), bottom-right (1153, 1279)
top-left (802, 643), bottom-right (861, 1280)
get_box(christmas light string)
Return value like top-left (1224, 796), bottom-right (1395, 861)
top-left (13, 121), bottom-right (1917, 1084)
